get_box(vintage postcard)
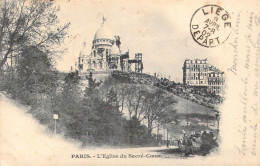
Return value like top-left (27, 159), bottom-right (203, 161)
top-left (0, 0), bottom-right (259, 165)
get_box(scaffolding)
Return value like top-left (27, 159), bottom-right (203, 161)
top-left (128, 53), bottom-right (143, 73)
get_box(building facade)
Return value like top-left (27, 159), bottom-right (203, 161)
top-left (182, 59), bottom-right (225, 96)
top-left (77, 17), bottom-right (143, 74)
top-left (207, 66), bottom-right (225, 95)
top-left (182, 59), bottom-right (209, 86)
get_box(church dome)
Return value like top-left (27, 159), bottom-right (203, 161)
top-left (94, 24), bottom-right (114, 40)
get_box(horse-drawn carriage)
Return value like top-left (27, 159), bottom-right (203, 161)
top-left (176, 131), bottom-right (218, 156)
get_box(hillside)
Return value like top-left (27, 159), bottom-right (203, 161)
top-left (111, 71), bottom-right (223, 110)
top-left (109, 71), bottom-right (219, 116)
top-left (77, 71), bottom-right (217, 118)
top-left (76, 71), bottom-right (219, 118)
top-left (174, 95), bottom-right (215, 116)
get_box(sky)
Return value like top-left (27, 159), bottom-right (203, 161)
top-left (54, 0), bottom-right (230, 82)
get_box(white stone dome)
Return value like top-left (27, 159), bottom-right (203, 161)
top-left (94, 24), bottom-right (114, 40)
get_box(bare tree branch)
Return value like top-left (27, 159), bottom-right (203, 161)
top-left (0, 0), bottom-right (70, 69)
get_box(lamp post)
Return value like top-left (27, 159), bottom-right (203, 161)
top-left (166, 129), bottom-right (169, 148)
top-left (53, 114), bottom-right (58, 135)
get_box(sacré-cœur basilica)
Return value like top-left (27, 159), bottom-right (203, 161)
top-left (76, 16), bottom-right (143, 76)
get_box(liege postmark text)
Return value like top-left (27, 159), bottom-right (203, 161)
top-left (190, 4), bottom-right (232, 47)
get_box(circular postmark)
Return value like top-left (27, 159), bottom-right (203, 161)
top-left (190, 4), bottom-right (232, 48)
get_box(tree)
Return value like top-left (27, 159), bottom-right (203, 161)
top-left (143, 88), bottom-right (177, 134)
top-left (98, 76), bottom-right (127, 113)
top-left (125, 84), bottom-right (146, 120)
top-left (11, 46), bottom-right (58, 105)
top-left (124, 117), bottom-right (147, 145)
top-left (107, 88), bottom-right (119, 109)
top-left (78, 74), bottom-right (124, 146)
top-left (58, 71), bottom-right (83, 139)
top-left (0, 0), bottom-right (70, 69)
top-left (84, 72), bottom-right (101, 98)
top-left (17, 46), bottom-right (57, 92)
top-left (117, 83), bottom-right (128, 113)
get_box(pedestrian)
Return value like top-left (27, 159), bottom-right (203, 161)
top-left (189, 135), bottom-right (195, 155)
top-left (184, 135), bottom-right (194, 156)
top-left (170, 138), bottom-right (173, 146)
top-left (200, 131), bottom-right (211, 155)
top-left (178, 137), bottom-right (183, 149)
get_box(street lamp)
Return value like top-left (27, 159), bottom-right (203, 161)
top-left (53, 114), bottom-right (58, 134)
top-left (166, 129), bottom-right (169, 148)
